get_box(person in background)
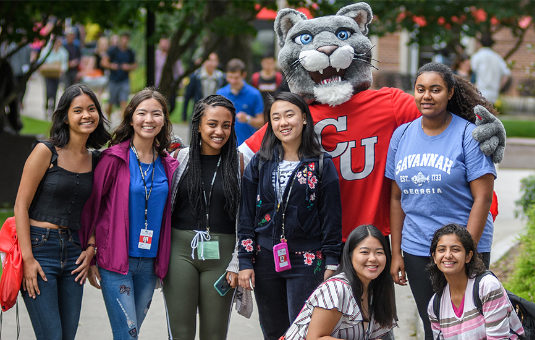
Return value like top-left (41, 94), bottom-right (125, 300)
top-left (102, 32), bottom-right (137, 119)
top-left (155, 37), bottom-right (183, 114)
top-left (182, 52), bottom-right (225, 122)
top-left (251, 55), bottom-right (283, 106)
top-left (387, 62), bottom-right (497, 339)
top-left (238, 92), bottom-right (342, 340)
top-left (452, 53), bottom-right (474, 83)
top-left (217, 58), bottom-right (264, 145)
top-left (14, 84), bottom-right (110, 340)
top-left (63, 28), bottom-right (81, 88)
top-left (427, 224), bottom-right (524, 339)
top-left (164, 95), bottom-right (239, 340)
top-left (284, 225), bottom-right (397, 340)
top-left (81, 88), bottom-right (177, 339)
top-left (39, 37), bottom-right (68, 118)
top-left (471, 33), bottom-right (511, 104)
top-left (81, 36), bottom-right (109, 100)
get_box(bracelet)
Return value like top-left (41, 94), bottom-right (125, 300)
top-left (325, 264), bottom-right (338, 271)
top-left (246, 115), bottom-right (252, 123)
top-left (86, 243), bottom-right (97, 253)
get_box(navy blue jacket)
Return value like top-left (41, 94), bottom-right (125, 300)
top-left (238, 152), bottom-right (342, 270)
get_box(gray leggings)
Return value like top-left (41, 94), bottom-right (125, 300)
top-left (163, 229), bottom-right (235, 340)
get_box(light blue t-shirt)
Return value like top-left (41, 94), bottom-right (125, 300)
top-left (128, 149), bottom-right (168, 258)
top-left (385, 114), bottom-right (496, 256)
top-left (217, 82), bottom-right (263, 145)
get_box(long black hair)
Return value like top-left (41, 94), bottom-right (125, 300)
top-left (181, 95), bottom-right (239, 220)
top-left (49, 84), bottom-right (110, 149)
top-left (338, 225), bottom-right (397, 327)
top-left (427, 224), bottom-right (487, 293)
top-left (110, 88), bottom-right (172, 156)
top-left (415, 62), bottom-right (498, 123)
top-left (258, 92), bottom-right (321, 161)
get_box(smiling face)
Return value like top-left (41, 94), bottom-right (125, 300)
top-left (270, 100), bottom-right (306, 150)
top-left (199, 105), bottom-right (233, 155)
top-left (67, 94), bottom-right (99, 136)
top-left (351, 236), bottom-right (386, 287)
top-left (130, 98), bottom-right (165, 143)
top-left (433, 233), bottom-right (472, 277)
top-left (414, 71), bottom-right (453, 119)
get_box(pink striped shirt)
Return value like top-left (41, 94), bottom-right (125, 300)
top-left (284, 273), bottom-right (394, 340)
top-left (427, 275), bottom-right (524, 339)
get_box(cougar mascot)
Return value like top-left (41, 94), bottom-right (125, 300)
top-left (239, 2), bottom-right (505, 241)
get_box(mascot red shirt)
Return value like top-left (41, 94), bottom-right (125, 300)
top-left (240, 2), bottom-right (503, 242)
top-left (241, 88), bottom-right (419, 240)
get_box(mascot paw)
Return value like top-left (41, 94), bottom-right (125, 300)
top-left (472, 105), bottom-right (506, 164)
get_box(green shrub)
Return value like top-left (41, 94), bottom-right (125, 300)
top-left (505, 207), bottom-right (535, 301)
top-left (515, 175), bottom-right (535, 218)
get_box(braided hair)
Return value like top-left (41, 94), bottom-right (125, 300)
top-left (182, 95), bottom-right (239, 220)
top-left (415, 62), bottom-right (498, 123)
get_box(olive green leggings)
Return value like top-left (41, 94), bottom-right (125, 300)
top-left (163, 229), bottom-right (235, 340)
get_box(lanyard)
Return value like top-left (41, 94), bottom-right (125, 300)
top-left (276, 161), bottom-right (298, 241)
top-left (201, 155), bottom-right (221, 233)
top-left (131, 143), bottom-right (155, 229)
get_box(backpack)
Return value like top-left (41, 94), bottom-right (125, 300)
top-left (432, 271), bottom-right (534, 339)
top-left (0, 217), bottom-right (22, 312)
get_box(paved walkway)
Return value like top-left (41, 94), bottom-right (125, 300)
top-left (2, 74), bottom-right (532, 339)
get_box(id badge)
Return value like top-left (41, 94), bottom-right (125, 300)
top-left (273, 242), bottom-right (291, 272)
top-left (138, 229), bottom-right (153, 250)
top-left (198, 240), bottom-right (220, 260)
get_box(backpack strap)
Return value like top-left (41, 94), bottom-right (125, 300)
top-left (432, 290), bottom-right (443, 321)
top-left (252, 72), bottom-right (259, 88)
top-left (473, 270), bottom-right (497, 316)
top-left (276, 72), bottom-right (283, 87)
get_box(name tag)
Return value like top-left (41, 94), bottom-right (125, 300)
top-left (198, 240), bottom-right (220, 260)
top-left (138, 229), bottom-right (153, 250)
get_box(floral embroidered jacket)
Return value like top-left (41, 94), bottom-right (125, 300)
top-left (237, 151), bottom-right (342, 270)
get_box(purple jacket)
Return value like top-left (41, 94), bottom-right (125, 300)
top-left (80, 140), bottom-right (178, 279)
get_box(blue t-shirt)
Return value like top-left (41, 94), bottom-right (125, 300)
top-left (385, 114), bottom-right (496, 256)
top-left (217, 82), bottom-right (263, 145)
top-left (107, 46), bottom-right (135, 82)
top-left (128, 149), bottom-right (168, 257)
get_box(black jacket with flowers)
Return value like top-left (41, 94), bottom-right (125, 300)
top-left (237, 151), bottom-right (342, 270)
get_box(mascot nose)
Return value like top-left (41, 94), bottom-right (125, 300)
top-left (316, 45), bottom-right (338, 56)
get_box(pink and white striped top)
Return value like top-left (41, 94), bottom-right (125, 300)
top-left (284, 273), bottom-right (394, 340)
top-left (427, 275), bottom-right (524, 339)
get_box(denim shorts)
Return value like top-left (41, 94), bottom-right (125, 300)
top-left (108, 79), bottom-right (130, 106)
top-left (22, 226), bottom-right (84, 340)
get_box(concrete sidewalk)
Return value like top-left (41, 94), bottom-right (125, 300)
top-left (3, 74), bottom-right (533, 339)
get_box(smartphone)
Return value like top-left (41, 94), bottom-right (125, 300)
top-left (214, 272), bottom-right (232, 297)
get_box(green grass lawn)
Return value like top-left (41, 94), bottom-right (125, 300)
top-left (0, 209), bottom-right (14, 227)
top-left (500, 117), bottom-right (535, 138)
top-left (20, 115), bottom-right (51, 137)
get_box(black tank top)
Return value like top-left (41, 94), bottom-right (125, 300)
top-left (28, 141), bottom-right (99, 230)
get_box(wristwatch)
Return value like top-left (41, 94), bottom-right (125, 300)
top-left (246, 115), bottom-right (252, 123)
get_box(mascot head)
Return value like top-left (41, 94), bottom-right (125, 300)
top-left (275, 2), bottom-right (373, 106)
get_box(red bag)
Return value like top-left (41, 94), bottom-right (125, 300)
top-left (0, 217), bottom-right (23, 311)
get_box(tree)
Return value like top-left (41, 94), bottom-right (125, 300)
top-left (315, 0), bottom-right (534, 62)
top-left (0, 1), bottom-right (121, 132)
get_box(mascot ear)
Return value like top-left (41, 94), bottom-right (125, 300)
top-left (275, 8), bottom-right (307, 47)
top-left (336, 2), bottom-right (373, 36)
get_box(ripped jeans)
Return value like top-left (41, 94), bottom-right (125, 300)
top-left (99, 257), bottom-right (157, 339)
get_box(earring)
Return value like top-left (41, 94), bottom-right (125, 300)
top-left (303, 120), bottom-right (307, 125)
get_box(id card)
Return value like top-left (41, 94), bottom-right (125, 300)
top-left (273, 242), bottom-right (291, 272)
top-left (198, 240), bottom-right (220, 260)
top-left (138, 229), bottom-right (153, 250)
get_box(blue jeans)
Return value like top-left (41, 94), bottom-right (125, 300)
top-left (253, 246), bottom-right (325, 340)
top-left (99, 257), bottom-right (157, 339)
top-left (22, 226), bottom-right (84, 340)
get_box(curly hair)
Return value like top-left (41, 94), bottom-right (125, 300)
top-left (427, 223), bottom-right (487, 293)
top-left (415, 62), bottom-right (498, 123)
top-left (337, 225), bottom-right (397, 328)
top-left (110, 88), bottom-right (172, 156)
top-left (49, 84), bottom-right (110, 149)
top-left (181, 95), bottom-right (239, 221)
